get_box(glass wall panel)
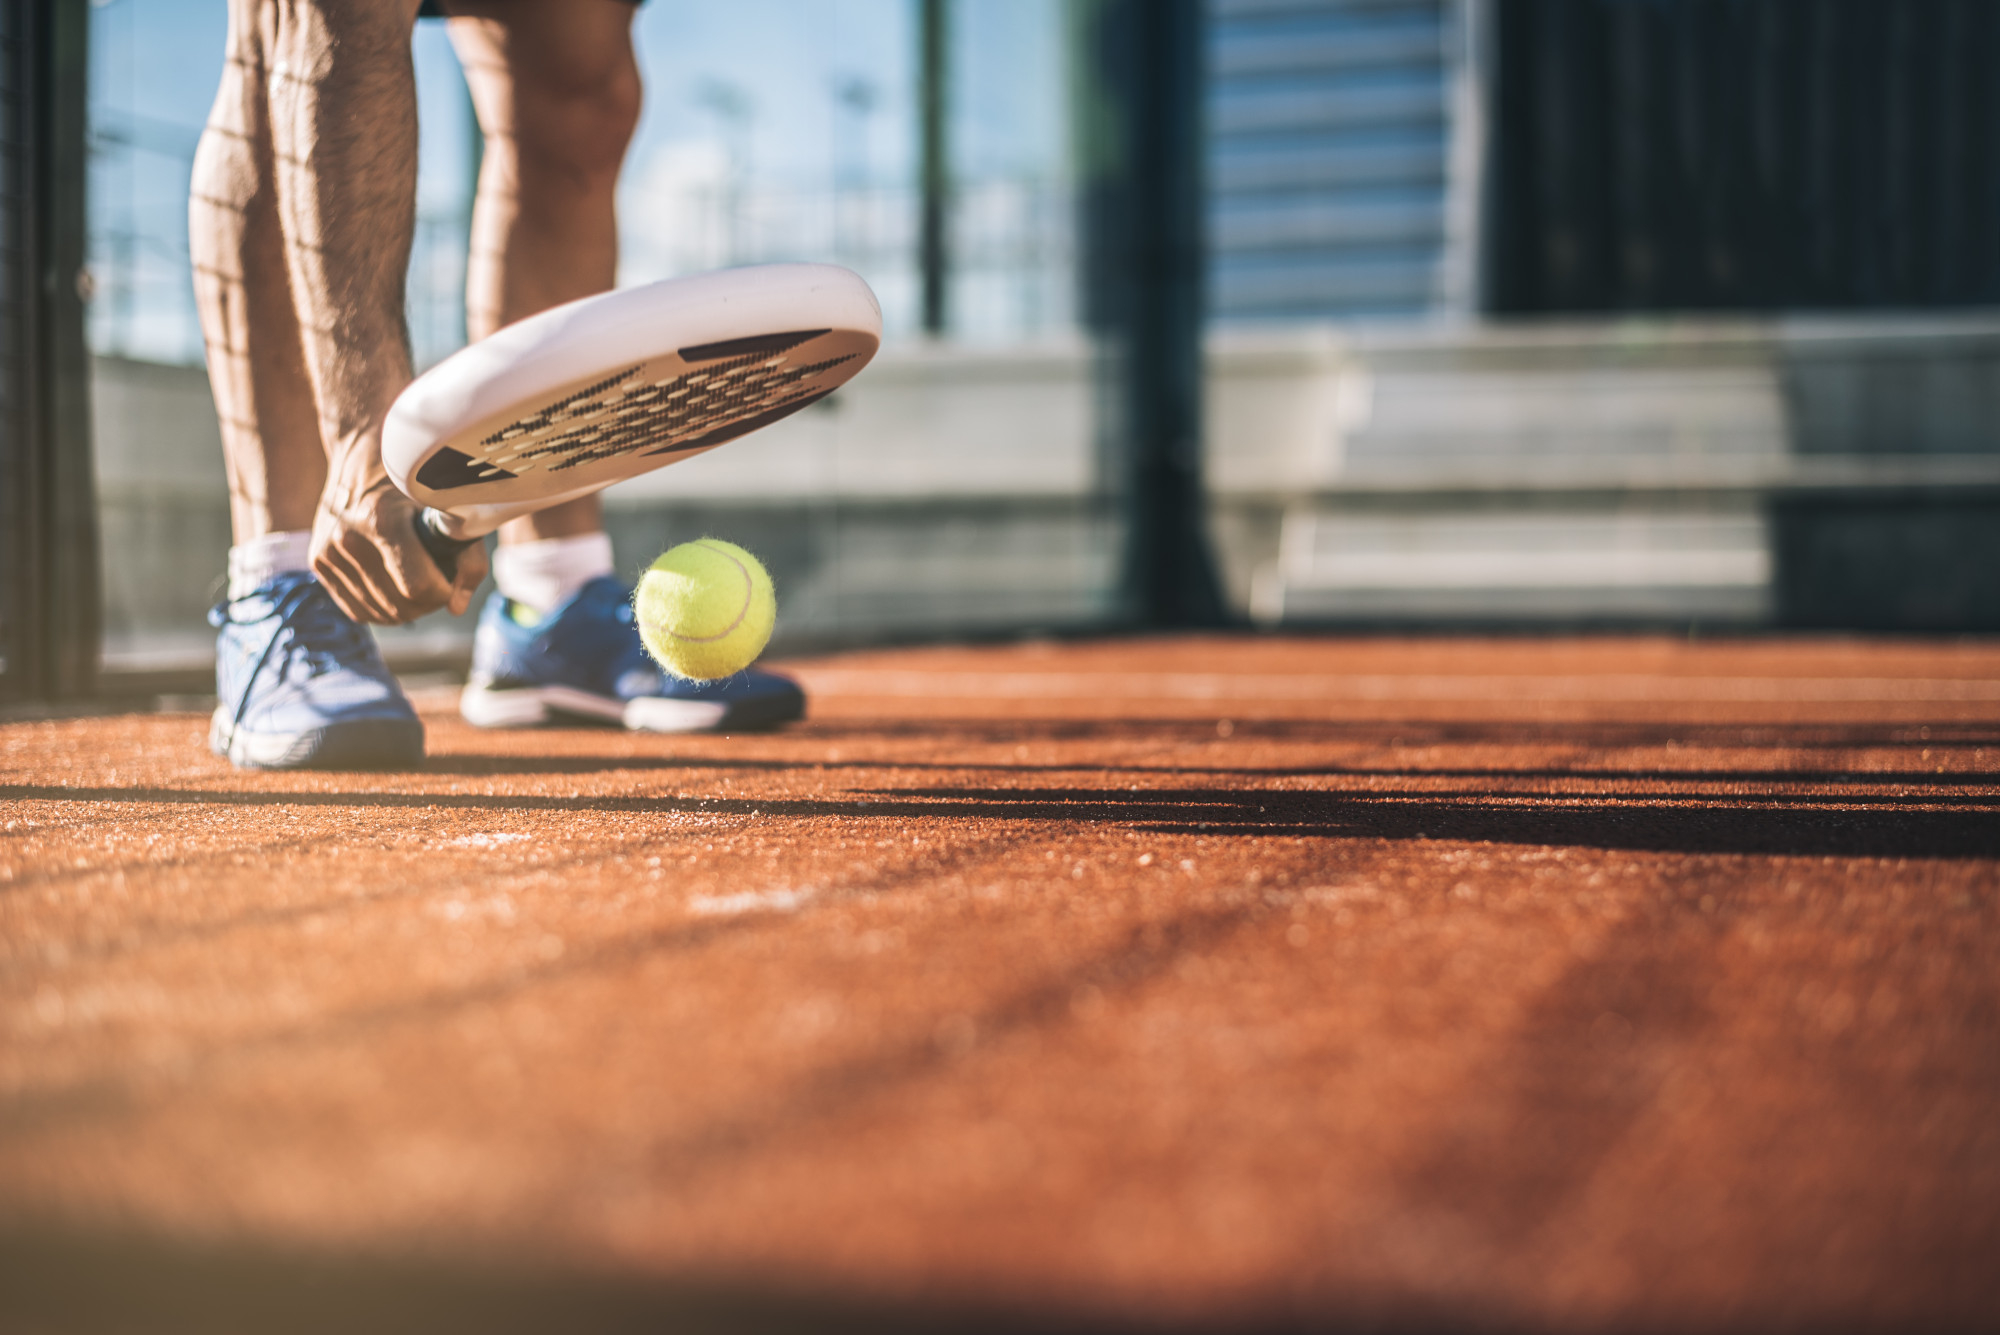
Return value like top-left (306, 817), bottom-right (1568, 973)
top-left (88, 0), bottom-right (222, 673)
top-left (88, 0), bottom-right (1107, 679)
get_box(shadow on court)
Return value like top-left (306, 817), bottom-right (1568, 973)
top-left (2, 635), bottom-right (1996, 1332)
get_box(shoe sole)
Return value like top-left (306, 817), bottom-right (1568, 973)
top-left (459, 682), bottom-right (803, 734)
top-left (211, 706), bottom-right (425, 771)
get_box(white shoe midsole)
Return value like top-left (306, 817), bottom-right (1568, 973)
top-left (460, 682), bottom-right (729, 733)
top-left (622, 694), bottom-right (730, 733)
top-left (209, 703), bottom-right (419, 766)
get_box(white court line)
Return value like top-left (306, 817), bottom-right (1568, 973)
top-left (688, 888), bottom-right (816, 918)
top-left (789, 670), bottom-right (2000, 704)
top-left (449, 832), bottom-right (532, 848)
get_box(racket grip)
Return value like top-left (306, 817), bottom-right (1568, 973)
top-left (414, 508), bottom-right (478, 583)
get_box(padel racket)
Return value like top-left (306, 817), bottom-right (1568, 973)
top-left (383, 263), bottom-right (881, 578)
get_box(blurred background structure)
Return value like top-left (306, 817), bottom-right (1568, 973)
top-left (2, 0), bottom-right (1998, 700)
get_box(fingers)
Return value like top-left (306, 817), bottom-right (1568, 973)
top-left (346, 521), bottom-right (417, 620)
top-left (313, 487), bottom-right (459, 625)
top-left (313, 540), bottom-right (390, 624)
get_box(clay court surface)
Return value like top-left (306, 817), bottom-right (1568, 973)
top-left (2, 633), bottom-right (1997, 1332)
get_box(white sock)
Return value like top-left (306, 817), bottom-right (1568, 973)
top-left (228, 530), bottom-right (313, 599)
top-left (491, 533), bottom-right (616, 617)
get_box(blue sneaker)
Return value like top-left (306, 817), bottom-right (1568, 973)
top-left (460, 575), bottom-right (805, 733)
top-left (208, 572), bottom-right (425, 770)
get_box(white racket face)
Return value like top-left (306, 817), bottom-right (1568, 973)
top-left (385, 266), bottom-right (880, 522)
top-left (409, 326), bottom-right (870, 502)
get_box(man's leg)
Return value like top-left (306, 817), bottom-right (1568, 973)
top-left (191, 0), bottom-right (474, 769)
top-left (447, 0), bottom-right (641, 566)
top-left (190, 0), bottom-right (325, 559)
top-left (442, 1), bottom-right (803, 733)
top-left (197, 0), bottom-right (483, 626)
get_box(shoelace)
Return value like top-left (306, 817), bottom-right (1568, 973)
top-left (218, 579), bottom-right (375, 732)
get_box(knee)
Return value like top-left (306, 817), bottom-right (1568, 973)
top-left (506, 50), bottom-right (642, 191)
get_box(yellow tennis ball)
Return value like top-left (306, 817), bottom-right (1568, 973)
top-left (634, 538), bottom-right (776, 681)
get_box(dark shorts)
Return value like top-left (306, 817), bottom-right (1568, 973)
top-left (417, 0), bottom-right (641, 16)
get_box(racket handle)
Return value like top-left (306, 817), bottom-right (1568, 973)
top-left (414, 508), bottom-right (478, 583)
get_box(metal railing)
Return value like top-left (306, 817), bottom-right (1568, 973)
top-left (85, 131), bottom-right (1079, 370)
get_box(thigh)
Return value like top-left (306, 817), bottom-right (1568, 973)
top-left (439, 0), bottom-right (640, 110)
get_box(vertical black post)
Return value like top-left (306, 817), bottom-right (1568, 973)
top-left (36, 0), bottom-right (96, 697)
top-left (0, 0), bottom-right (96, 701)
top-left (0, 1), bottom-right (27, 697)
top-left (1078, 0), bottom-right (1223, 627)
top-left (917, 0), bottom-right (948, 336)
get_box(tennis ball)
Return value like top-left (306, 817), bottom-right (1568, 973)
top-left (635, 538), bottom-right (776, 681)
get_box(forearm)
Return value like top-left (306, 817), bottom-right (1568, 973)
top-left (248, 0), bottom-right (488, 622)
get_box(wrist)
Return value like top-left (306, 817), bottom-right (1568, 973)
top-left (320, 438), bottom-right (398, 517)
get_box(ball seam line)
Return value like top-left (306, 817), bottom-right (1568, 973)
top-left (651, 539), bottom-right (754, 645)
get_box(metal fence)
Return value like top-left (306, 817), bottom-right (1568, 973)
top-left (1487, 0), bottom-right (2000, 313)
top-left (86, 143), bottom-right (1078, 370)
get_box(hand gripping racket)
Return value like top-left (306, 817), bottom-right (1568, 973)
top-left (383, 263), bottom-right (881, 579)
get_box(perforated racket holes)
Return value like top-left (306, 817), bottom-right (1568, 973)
top-left (470, 348), bottom-right (856, 475)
